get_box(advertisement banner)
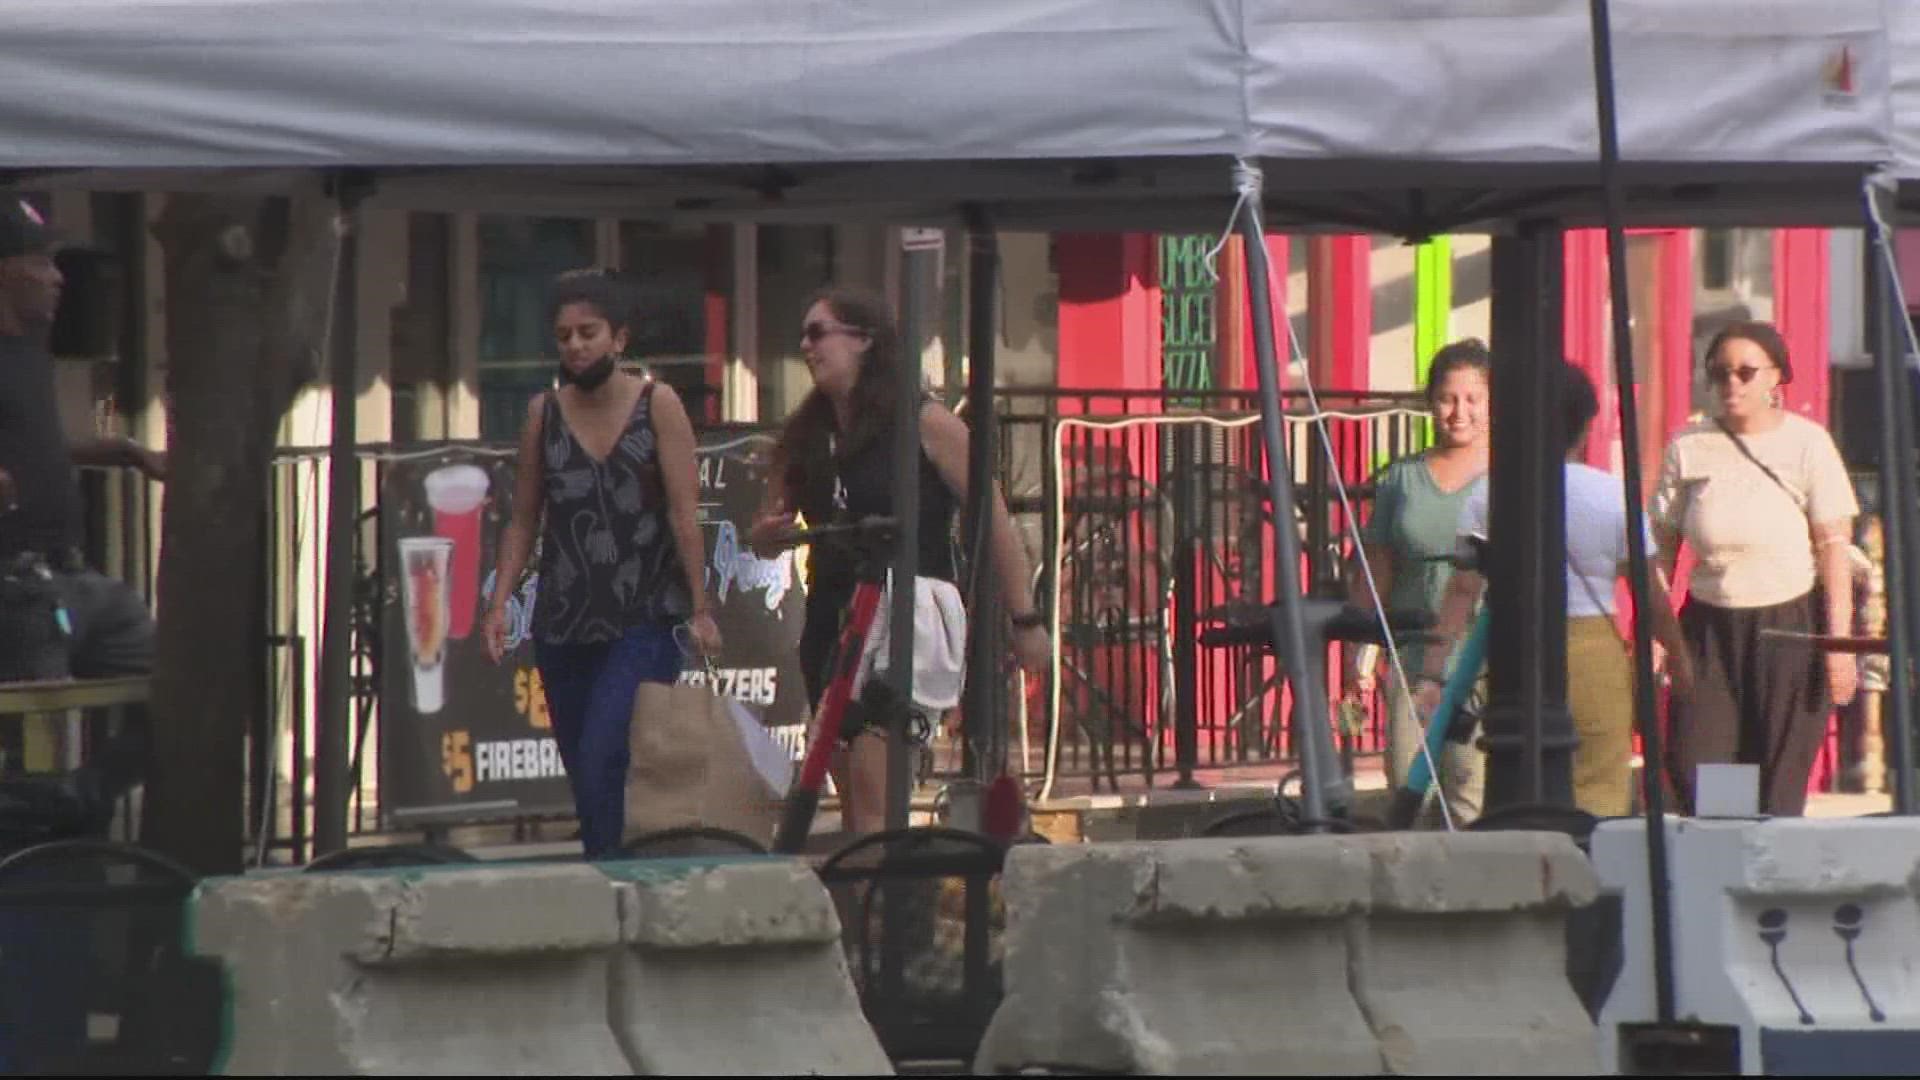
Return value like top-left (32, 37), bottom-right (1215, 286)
top-left (378, 427), bottom-right (807, 827)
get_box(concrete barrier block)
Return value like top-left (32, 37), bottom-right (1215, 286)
top-left (1596, 816), bottom-right (1920, 1075)
top-left (371, 862), bottom-right (621, 961)
top-left (1358, 829), bottom-right (1600, 913)
top-left (605, 857), bottom-right (891, 1076)
top-left (618, 857), bottom-right (840, 949)
top-left (191, 864), bottom-right (627, 1076)
top-left (975, 837), bottom-right (1381, 1075)
top-left (1346, 832), bottom-right (1601, 1075)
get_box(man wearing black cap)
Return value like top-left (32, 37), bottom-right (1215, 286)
top-left (0, 196), bottom-right (164, 689)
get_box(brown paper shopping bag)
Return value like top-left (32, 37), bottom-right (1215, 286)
top-left (625, 678), bottom-right (714, 839)
top-left (698, 689), bottom-right (786, 847)
top-left (624, 672), bottom-right (786, 849)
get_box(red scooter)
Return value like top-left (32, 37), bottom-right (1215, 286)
top-left (770, 516), bottom-right (897, 855)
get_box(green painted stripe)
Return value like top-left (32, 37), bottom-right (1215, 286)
top-left (1414, 236), bottom-right (1453, 390)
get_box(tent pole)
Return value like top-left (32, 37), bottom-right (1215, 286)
top-left (1867, 187), bottom-right (1919, 815)
top-left (886, 231), bottom-right (936, 834)
top-left (961, 208), bottom-right (1002, 782)
top-left (1233, 160), bottom-right (1343, 826)
top-left (313, 181), bottom-right (366, 858)
top-left (1482, 225), bottom-right (1574, 813)
top-left (1589, 0), bottom-right (1677, 1024)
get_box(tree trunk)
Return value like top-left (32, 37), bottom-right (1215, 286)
top-left (143, 194), bottom-right (335, 875)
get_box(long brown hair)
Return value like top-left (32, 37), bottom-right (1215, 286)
top-left (771, 285), bottom-right (904, 497)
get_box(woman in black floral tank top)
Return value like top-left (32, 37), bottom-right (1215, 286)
top-left (482, 270), bottom-right (718, 859)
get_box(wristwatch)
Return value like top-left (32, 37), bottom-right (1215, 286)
top-left (1010, 610), bottom-right (1047, 630)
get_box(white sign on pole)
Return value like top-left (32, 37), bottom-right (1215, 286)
top-left (901, 227), bottom-right (945, 252)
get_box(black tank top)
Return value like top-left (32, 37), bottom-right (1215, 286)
top-left (531, 384), bottom-right (690, 644)
top-left (795, 410), bottom-right (958, 593)
top-left (0, 335), bottom-right (81, 559)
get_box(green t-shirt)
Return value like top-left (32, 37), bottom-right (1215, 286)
top-left (1361, 453), bottom-right (1484, 673)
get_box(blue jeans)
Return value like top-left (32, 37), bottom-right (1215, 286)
top-left (535, 622), bottom-right (685, 859)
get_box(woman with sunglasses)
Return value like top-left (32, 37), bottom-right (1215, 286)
top-left (482, 268), bottom-right (720, 859)
top-left (749, 286), bottom-right (1049, 837)
top-left (1650, 320), bottom-right (1859, 815)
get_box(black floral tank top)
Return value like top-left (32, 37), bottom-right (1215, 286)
top-left (531, 383), bottom-right (690, 644)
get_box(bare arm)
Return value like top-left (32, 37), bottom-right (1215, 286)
top-left (1813, 516), bottom-right (1859, 704)
top-left (1641, 564), bottom-right (1694, 690)
top-left (748, 442), bottom-right (797, 558)
top-left (487, 395), bottom-right (546, 619)
top-left (72, 435), bottom-right (166, 480)
top-left (1647, 440), bottom-right (1685, 584)
top-left (921, 403), bottom-right (1038, 618)
top-left (648, 382), bottom-right (713, 616)
top-left (1651, 524), bottom-right (1681, 583)
top-left (1418, 567), bottom-right (1483, 684)
top-left (1343, 543), bottom-right (1396, 684)
top-left (1813, 517), bottom-right (1855, 635)
top-left (1345, 543), bottom-right (1397, 612)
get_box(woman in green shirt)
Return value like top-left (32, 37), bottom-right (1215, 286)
top-left (1343, 339), bottom-right (1491, 825)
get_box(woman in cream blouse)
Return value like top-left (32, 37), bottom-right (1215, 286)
top-left (1650, 321), bottom-right (1858, 816)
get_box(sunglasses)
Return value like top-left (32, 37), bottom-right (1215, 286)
top-left (1706, 364), bottom-right (1772, 386)
top-left (802, 321), bottom-right (866, 344)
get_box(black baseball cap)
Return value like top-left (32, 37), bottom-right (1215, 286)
top-left (0, 197), bottom-right (58, 259)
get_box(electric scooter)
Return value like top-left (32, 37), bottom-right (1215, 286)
top-left (769, 515), bottom-right (899, 855)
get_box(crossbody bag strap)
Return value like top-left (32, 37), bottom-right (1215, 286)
top-left (1711, 416), bottom-right (1805, 516)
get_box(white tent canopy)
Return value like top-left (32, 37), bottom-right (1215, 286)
top-left (0, 0), bottom-right (1899, 231)
top-left (1889, 0), bottom-right (1920, 206)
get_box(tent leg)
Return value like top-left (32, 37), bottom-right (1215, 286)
top-left (886, 234), bottom-right (936, 834)
top-left (1482, 223), bottom-right (1576, 813)
top-left (1867, 189), bottom-right (1918, 815)
top-left (1232, 161), bottom-right (1345, 825)
top-left (961, 212), bottom-right (1002, 780)
top-left (1590, 0), bottom-right (1677, 1027)
top-left (313, 191), bottom-right (363, 859)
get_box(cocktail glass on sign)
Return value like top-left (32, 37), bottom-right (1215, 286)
top-left (424, 463), bottom-right (491, 640)
top-left (399, 536), bottom-right (454, 714)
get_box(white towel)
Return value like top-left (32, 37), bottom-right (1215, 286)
top-left (853, 573), bottom-right (969, 712)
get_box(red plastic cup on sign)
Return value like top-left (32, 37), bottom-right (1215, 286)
top-left (424, 463), bottom-right (492, 641)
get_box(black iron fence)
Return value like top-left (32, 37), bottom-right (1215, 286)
top-left (992, 388), bottom-right (1429, 794)
top-left (249, 392), bottom-right (1439, 852)
top-left (0, 838), bottom-right (221, 1075)
top-left (67, 393), bottom-right (1433, 850)
top-left (261, 446), bottom-right (519, 863)
top-left (55, 401), bottom-right (1889, 867)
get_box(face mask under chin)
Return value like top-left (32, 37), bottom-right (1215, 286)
top-left (559, 355), bottom-right (618, 391)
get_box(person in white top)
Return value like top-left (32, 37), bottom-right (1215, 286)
top-left (1649, 321), bottom-right (1858, 817)
top-left (1417, 362), bottom-right (1693, 817)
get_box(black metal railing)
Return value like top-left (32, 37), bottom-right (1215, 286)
top-left (253, 392), bottom-right (1438, 842)
top-left (0, 839), bottom-right (221, 1075)
top-left (992, 387), bottom-right (1428, 793)
top-left (262, 450), bottom-right (390, 863)
top-left (77, 391), bottom-right (1436, 853)
top-left (261, 445), bottom-right (536, 863)
top-left (815, 827), bottom-right (1019, 1071)
top-left (56, 374), bottom-right (1876, 862)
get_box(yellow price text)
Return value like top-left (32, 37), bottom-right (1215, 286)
top-left (514, 667), bottom-right (551, 730)
top-left (441, 729), bottom-right (474, 794)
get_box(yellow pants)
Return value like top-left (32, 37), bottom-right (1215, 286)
top-left (1567, 616), bottom-right (1634, 817)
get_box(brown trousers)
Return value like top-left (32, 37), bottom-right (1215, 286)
top-left (1665, 592), bottom-right (1827, 817)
